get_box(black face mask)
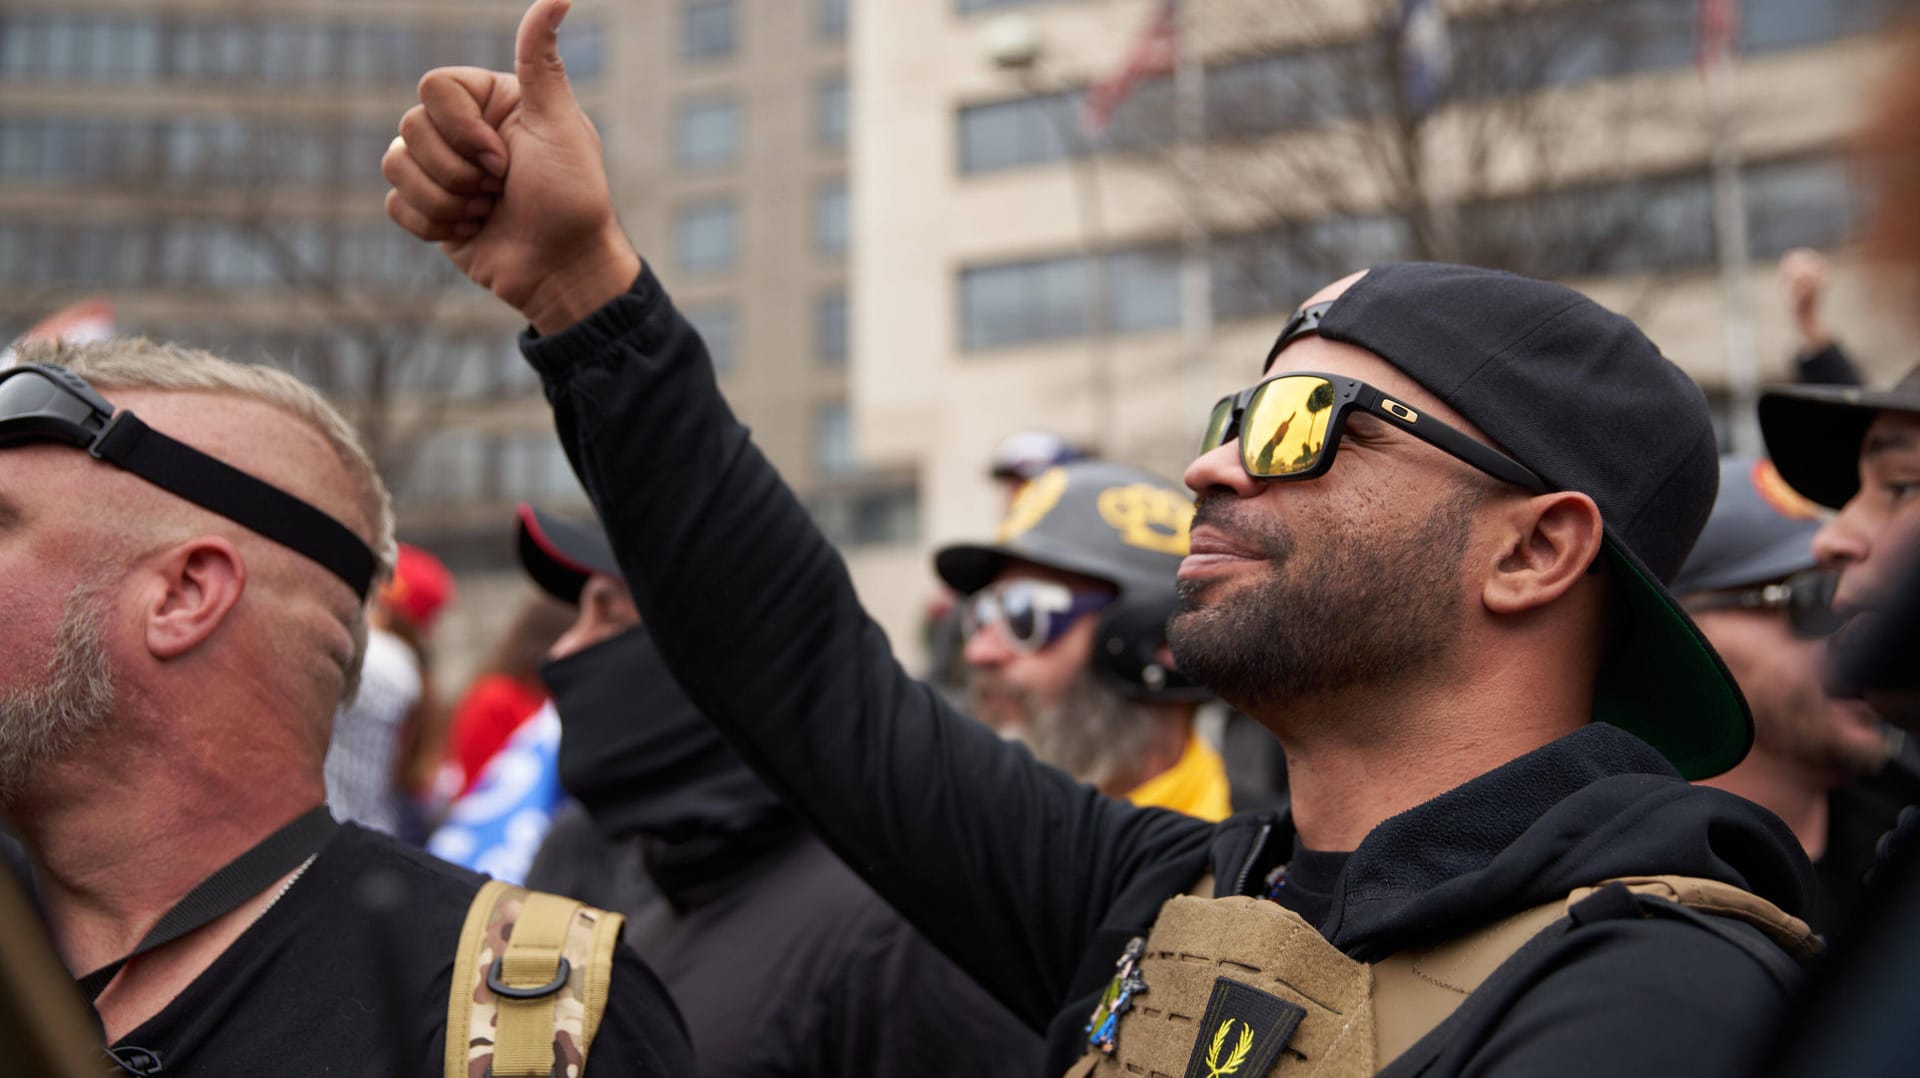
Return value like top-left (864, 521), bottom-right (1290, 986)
top-left (539, 624), bottom-right (785, 842)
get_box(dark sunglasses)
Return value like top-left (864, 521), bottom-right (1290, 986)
top-left (1683, 567), bottom-right (1844, 639)
top-left (961, 579), bottom-right (1114, 655)
top-left (0, 363), bottom-right (376, 599)
top-left (1200, 370), bottom-right (1549, 491)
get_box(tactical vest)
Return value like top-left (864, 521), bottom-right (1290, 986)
top-left (445, 880), bottom-right (627, 1078)
top-left (1066, 875), bottom-right (1817, 1078)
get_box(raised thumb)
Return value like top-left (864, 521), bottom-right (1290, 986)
top-left (514, 0), bottom-right (576, 115)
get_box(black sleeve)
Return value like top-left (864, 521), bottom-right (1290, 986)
top-left (808, 903), bottom-right (1048, 1077)
top-left (1794, 343), bottom-right (1861, 387)
top-left (519, 266), bottom-right (1214, 1030)
top-left (581, 946), bottom-right (697, 1077)
top-left (1431, 919), bottom-right (1793, 1078)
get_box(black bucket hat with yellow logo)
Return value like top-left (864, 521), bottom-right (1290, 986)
top-left (1277, 262), bottom-right (1749, 780)
top-left (937, 460), bottom-right (1204, 702)
top-left (936, 460), bottom-right (1193, 599)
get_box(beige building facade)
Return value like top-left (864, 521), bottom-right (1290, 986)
top-left (851, 0), bottom-right (1913, 570)
top-left (0, 0), bottom-right (929, 680)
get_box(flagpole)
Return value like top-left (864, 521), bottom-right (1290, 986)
top-left (1173, 0), bottom-right (1212, 443)
top-left (1706, 4), bottom-right (1760, 454)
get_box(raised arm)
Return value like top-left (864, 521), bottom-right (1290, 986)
top-left (383, 0), bottom-right (1214, 1031)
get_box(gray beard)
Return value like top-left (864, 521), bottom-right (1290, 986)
top-left (0, 585), bottom-right (117, 801)
top-left (976, 666), bottom-right (1160, 791)
top-left (1168, 487), bottom-right (1477, 716)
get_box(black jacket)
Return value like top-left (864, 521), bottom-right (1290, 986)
top-left (525, 627), bottom-right (1043, 1077)
top-left (520, 268), bottom-right (1815, 1076)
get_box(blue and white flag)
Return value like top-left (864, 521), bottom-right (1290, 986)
top-left (427, 702), bottom-right (563, 884)
top-left (1399, 0), bottom-right (1452, 116)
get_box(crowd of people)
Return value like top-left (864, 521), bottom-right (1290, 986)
top-left (3, 0), bottom-right (1919, 1074)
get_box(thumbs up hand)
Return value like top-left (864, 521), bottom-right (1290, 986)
top-left (384, 0), bottom-right (641, 333)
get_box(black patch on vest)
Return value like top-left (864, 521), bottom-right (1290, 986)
top-left (1181, 977), bottom-right (1304, 1078)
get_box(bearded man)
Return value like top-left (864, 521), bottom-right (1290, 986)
top-left (940, 460), bottom-right (1230, 819)
top-left (384, 5), bottom-right (1814, 1073)
top-left (0, 337), bottom-right (690, 1075)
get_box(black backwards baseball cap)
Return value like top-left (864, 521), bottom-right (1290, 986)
top-left (1269, 263), bottom-right (1748, 779)
top-left (1759, 364), bottom-right (1920, 510)
top-left (515, 503), bottom-right (622, 604)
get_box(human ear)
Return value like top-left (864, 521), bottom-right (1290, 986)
top-left (144, 538), bottom-right (247, 660)
top-left (1482, 492), bottom-right (1605, 615)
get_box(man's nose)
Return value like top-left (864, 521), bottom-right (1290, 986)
top-left (1185, 441), bottom-right (1263, 500)
top-left (1812, 496), bottom-right (1874, 570)
top-left (962, 619), bottom-right (1017, 668)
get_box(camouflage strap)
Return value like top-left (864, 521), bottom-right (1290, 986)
top-left (446, 879), bottom-right (627, 1078)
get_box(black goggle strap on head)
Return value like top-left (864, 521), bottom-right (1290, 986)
top-left (89, 412), bottom-right (377, 599)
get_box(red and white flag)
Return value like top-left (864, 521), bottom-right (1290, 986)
top-left (1697, 0), bottom-right (1738, 73)
top-left (0, 297), bottom-right (116, 370)
top-left (1081, 0), bottom-right (1179, 140)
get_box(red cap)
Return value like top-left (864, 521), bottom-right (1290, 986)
top-left (380, 543), bottom-right (455, 633)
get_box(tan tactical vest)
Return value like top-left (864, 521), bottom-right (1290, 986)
top-left (445, 880), bottom-right (627, 1078)
top-left (1066, 875), bottom-right (1817, 1078)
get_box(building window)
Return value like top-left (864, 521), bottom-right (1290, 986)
top-left (682, 0), bottom-right (736, 61)
top-left (407, 430), bottom-right (489, 503)
top-left (818, 0), bottom-right (849, 40)
top-left (557, 22), bottom-right (606, 81)
top-left (957, 94), bottom-right (1076, 174)
top-left (684, 303), bottom-right (738, 371)
top-left (1105, 249), bottom-right (1182, 334)
top-left (814, 401), bottom-right (856, 476)
top-left (956, 0), bottom-right (1052, 14)
top-left (1744, 157), bottom-right (1858, 260)
top-left (677, 199), bottom-right (738, 272)
top-left (816, 292), bottom-right (848, 365)
top-left (809, 485), bottom-right (920, 547)
top-left (815, 75), bottom-right (848, 149)
top-left (814, 181), bottom-right (849, 257)
top-left (959, 256), bottom-right (1085, 351)
top-left (676, 96), bottom-right (740, 169)
top-left (500, 435), bottom-right (583, 503)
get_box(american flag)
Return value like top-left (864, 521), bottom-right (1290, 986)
top-left (1698, 0), bottom-right (1738, 72)
top-left (1081, 0), bottom-right (1178, 140)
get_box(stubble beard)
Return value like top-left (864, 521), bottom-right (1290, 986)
top-left (1167, 487), bottom-right (1478, 717)
top-left (0, 585), bottom-right (117, 802)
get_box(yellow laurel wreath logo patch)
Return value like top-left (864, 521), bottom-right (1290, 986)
top-left (997, 467), bottom-right (1071, 542)
top-left (1203, 1019), bottom-right (1255, 1078)
top-left (1096, 484), bottom-right (1195, 556)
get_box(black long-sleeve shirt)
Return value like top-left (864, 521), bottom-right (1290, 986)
top-left (521, 267), bottom-right (1813, 1076)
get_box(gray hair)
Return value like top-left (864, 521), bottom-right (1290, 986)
top-left (14, 336), bottom-right (397, 574)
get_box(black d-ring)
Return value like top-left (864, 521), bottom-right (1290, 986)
top-left (486, 956), bottom-right (572, 1000)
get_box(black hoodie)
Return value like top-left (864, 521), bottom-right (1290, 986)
top-left (520, 267), bottom-right (1814, 1077)
top-left (525, 625), bottom-right (1044, 1077)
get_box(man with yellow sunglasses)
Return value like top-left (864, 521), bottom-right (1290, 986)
top-left (385, 10), bottom-right (1813, 1074)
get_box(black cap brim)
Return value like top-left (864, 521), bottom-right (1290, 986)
top-left (1758, 386), bottom-right (1890, 510)
top-left (1596, 534), bottom-right (1752, 779)
top-left (515, 504), bottom-right (621, 605)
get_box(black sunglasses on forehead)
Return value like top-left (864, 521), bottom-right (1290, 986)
top-left (0, 363), bottom-right (377, 599)
top-left (1201, 301), bottom-right (1549, 492)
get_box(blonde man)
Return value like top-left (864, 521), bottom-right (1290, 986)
top-left (0, 339), bottom-right (690, 1076)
